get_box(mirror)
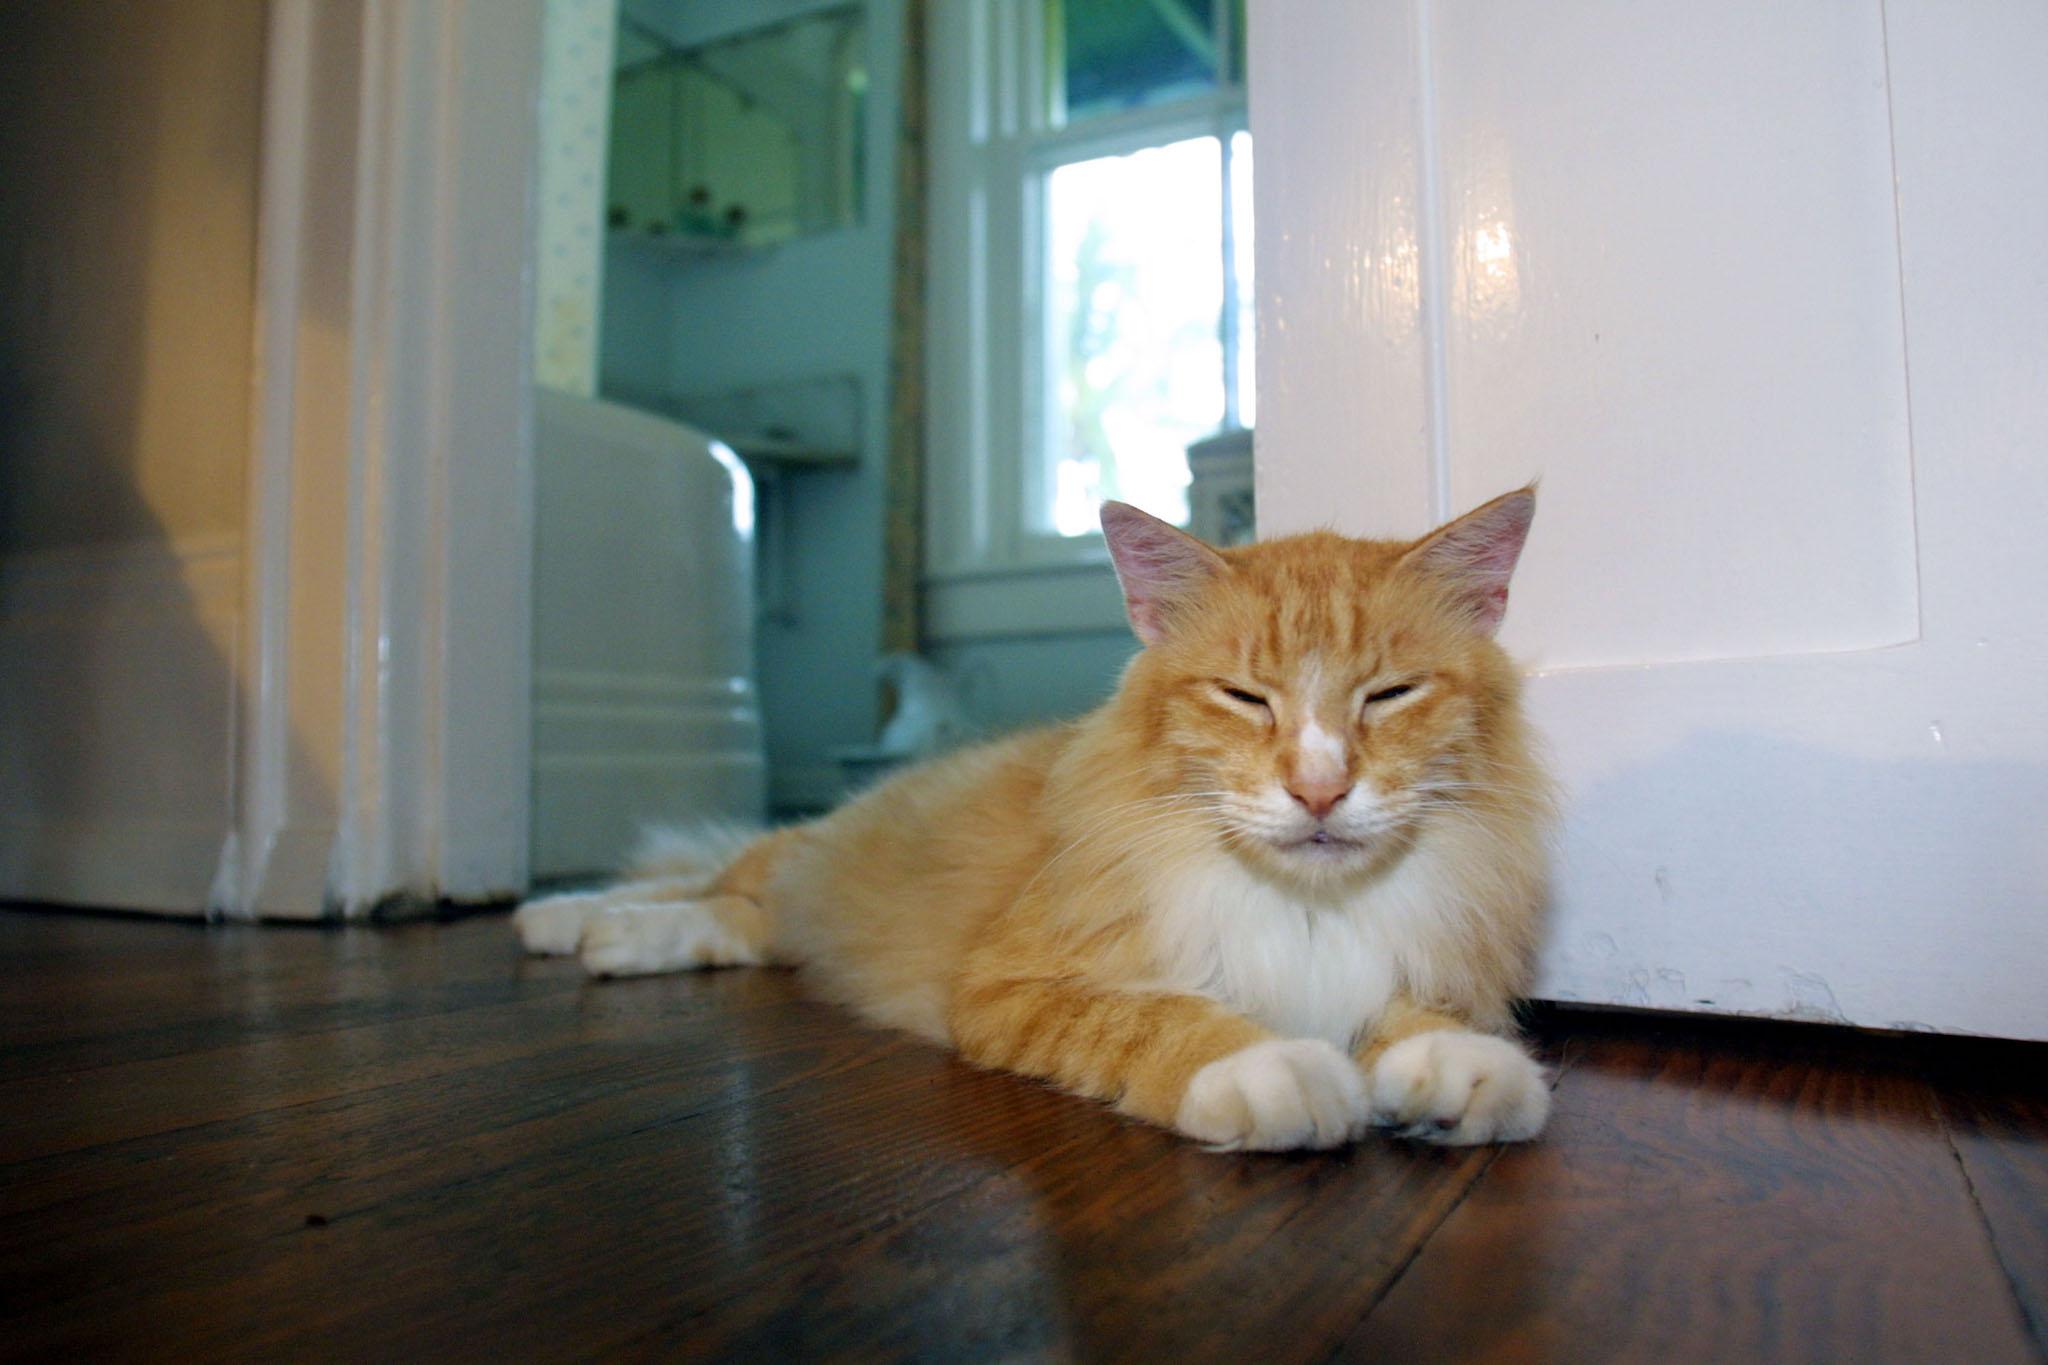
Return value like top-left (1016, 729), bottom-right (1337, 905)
top-left (608, 6), bottom-right (866, 250)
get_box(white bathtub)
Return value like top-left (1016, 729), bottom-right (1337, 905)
top-left (531, 388), bottom-right (766, 879)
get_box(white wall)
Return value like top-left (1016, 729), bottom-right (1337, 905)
top-left (0, 0), bottom-right (264, 554)
top-left (0, 0), bottom-right (264, 910)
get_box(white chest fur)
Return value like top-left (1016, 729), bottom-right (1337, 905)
top-left (1147, 857), bottom-right (1403, 1048)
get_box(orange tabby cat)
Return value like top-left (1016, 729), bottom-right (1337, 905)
top-left (516, 489), bottom-right (1556, 1151)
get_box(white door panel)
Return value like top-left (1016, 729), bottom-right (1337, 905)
top-left (1252, 0), bottom-right (2048, 1038)
top-left (1433, 0), bottom-right (1918, 670)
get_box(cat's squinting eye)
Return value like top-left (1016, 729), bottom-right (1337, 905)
top-left (1217, 684), bottom-right (1270, 710)
top-left (1365, 683), bottom-right (1418, 705)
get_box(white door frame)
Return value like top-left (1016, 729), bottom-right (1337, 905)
top-left (223, 0), bottom-right (543, 918)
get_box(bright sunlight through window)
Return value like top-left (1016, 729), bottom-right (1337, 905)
top-left (1044, 133), bottom-right (1253, 537)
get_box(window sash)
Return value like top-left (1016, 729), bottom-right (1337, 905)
top-left (925, 0), bottom-right (1249, 599)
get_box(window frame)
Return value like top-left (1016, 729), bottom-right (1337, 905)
top-left (924, 0), bottom-right (1250, 638)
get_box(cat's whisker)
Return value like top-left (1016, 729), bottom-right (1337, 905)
top-left (1016, 799), bottom-right (1230, 902)
top-left (1049, 797), bottom-right (1239, 875)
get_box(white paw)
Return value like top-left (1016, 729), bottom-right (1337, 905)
top-left (1175, 1038), bottom-right (1373, 1152)
top-left (578, 902), bottom-right (755, 978)
top-left (513, 891), bottom-right (611, 956)
top-left (1371, 1030), bottom-right (1549, 1145)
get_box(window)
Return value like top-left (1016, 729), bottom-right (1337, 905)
top-left (1039, 3), bottom-right (1253, 536)
top-left (926, 0), bottom-right (1252, 613)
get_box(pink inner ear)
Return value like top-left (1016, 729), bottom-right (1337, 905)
top-left (1100, 502), bottom-right (1224, 645)
top-left (1410, 490), bottom-right (1535, 635)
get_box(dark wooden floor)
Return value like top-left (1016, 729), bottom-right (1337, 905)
top-left (1, 910), bottom-right (2043, 1363)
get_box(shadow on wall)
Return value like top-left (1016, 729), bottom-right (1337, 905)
top-left (1544, 728), bottom-right (2047, 1034)
top-left (0, 0), bottom-right (259, 555)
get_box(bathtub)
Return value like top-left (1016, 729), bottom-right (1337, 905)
top-left (531, 388), bottom-right (767, 880)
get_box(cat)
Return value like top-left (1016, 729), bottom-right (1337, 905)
top-left (515, 488), bottom-right (1556, 1152)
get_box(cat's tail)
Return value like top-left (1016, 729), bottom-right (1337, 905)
top-left (625, 820), bottom-right (766, 890)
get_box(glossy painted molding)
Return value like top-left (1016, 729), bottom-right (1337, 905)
top-left (225, 0), bottom-right (543, 918)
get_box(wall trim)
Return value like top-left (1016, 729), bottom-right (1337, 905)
top-left (923, 559), bottom-right (1130, 642)
top-left (221, 0), bottom-right (544, 919)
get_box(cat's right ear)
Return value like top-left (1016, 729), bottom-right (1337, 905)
top-left (1100, 502), bottom-right (1227, 646)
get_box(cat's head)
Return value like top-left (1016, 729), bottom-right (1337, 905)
top-left (1102, 488), bottom-right (1538, 886)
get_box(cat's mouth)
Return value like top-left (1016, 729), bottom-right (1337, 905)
top-left (1285, 829), bottom-right (1365, 855)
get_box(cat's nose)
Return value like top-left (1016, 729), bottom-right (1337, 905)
top-left (1286, 777), bottom-right (1351, 820)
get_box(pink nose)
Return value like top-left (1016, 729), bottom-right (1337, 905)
top-left (1286, 776), bottom-right (1351, 820)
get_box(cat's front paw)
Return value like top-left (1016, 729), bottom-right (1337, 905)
top-left (1371, 1030), bottom-right (1549, 1145)
top-left (1175, 1038), bottom-right (1372, 1152)
top-left (578, 902), bottom-right (755, 977)
top-left (513, 891), bottom-right (610, 956)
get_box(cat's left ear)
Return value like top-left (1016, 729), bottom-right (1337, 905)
top-left (1399, 485), bottom-right (1537, 636)
top-left (1100, 501), bottom-right (1227, 646)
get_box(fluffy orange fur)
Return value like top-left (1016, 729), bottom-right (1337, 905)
top-left (516, 490), bottom-right (1557, 1151)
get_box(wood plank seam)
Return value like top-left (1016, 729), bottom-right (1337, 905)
top-left (1329, 1044), bottom-right (1582, 1354)
top-left (1930, 1087), bottom-right (2048, 1361)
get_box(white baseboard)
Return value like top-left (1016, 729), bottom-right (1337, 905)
top-left (0, 817), bottom-right (221, 915)
top-left (0, 534), bottom-right (242, 916)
